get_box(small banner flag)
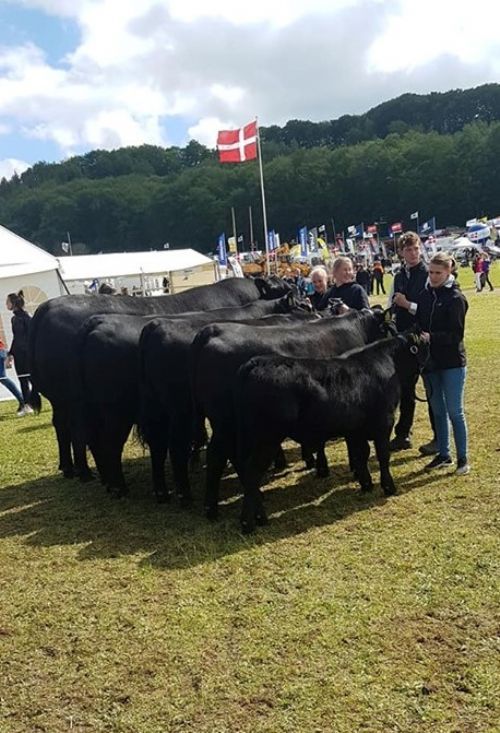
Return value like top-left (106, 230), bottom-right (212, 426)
top-left (217, 120), bottom-right (258, 163)
top-left (367, 224), bottom-right (378, 234)
top-left (355, 223), bottom-right (364, 238)
top-left (410, 211), bottom-right (419, 220)
top-left (390, 222), bottom-right (403, 234)
top-left (228, 236), bottom-right (237, 253)
top-left (347, 225), bottom-right (357, 236)
top-left (299, 226), bottom-right (308, 257)
top-left (419, 217), bottom-right (436, 235)
top-left (61, 241), bottom-right (69, 253)
top-left (268, 229), bottom-right (276, 252)
top-left (309, 227), bottom-right (318, 251)
top-left (217, 233), bottom-right (227, 266)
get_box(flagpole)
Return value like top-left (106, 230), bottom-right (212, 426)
top-left (256, 117), bottom-right (271, 277)
top-left (249, 205), bottom-right (254, 251)
top-left (231, 206), bottom-right (238, 257)
top-left (67, 231), bottom-right (73, 256)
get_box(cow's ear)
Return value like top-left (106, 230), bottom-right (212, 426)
top-left (383, 307), bottom-right (393, 323)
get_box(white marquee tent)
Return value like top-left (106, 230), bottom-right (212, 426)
top-left (0, 223), bottom-right (66, 349)
top-left (57, 249), bottom-right (219, 294)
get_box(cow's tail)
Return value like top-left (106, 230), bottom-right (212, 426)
top-left (189, 324), bottom-right (223, 446)
top-left (136, 320), bottom-right (163, 447)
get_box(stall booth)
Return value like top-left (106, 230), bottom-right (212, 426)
top-left (57, 249), bottom-right (218, 295)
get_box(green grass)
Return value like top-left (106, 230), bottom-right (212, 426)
top-left (0, 269), bottom-right (499, 733)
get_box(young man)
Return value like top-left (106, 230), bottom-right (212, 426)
top-left (388, 231), bottom-right (437, 454)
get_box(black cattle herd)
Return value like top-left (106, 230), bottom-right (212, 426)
top-left (28, 276), bottom-right (423, 533)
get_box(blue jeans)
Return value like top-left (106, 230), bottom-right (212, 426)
top-left (0, 358), bottom-right (24, 405)
top-left (423, 368), bottom-right (468, 462)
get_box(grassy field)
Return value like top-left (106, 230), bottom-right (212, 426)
top-left (0, 265), bottom-right (499, 733)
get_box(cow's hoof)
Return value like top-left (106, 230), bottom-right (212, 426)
top-left (240, 520), bottom-right (255, 535)
top-left (316, 466), bottom-right (329, 479)
top-left (78, 471), bottom-right (95, 484)
top-left (62, 469), bottom-right (74, 479)
top-left (205, 505), bottom-right (219, 521)
top-left (156, 492), bottom-right (171, 504)
top-left (360, 482), bottom-right (374, 493)
top-left (383, 483), bottom-right (397, 496)
top-left (178, 494), bottom-right (192, 509)
top-left (255, 511), bottom-right (268, 526)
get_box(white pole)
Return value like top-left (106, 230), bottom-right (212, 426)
top-left (256, 118), bottom-right (271, 277)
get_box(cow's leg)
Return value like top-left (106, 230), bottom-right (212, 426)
top-left (315, 442), bottom-right (329, 478)
top-left (147, 421), bottom-right (171, 503)
top-left (103, 415), bottom-right (133, 498)
top-left (52, 405), bottom-right (74, 478)
top-left (205, 432), bottom-right (229, 520)
top-left (169, 417), bottom-right (193, 508)
top-left (191, 416), bottom-right (208, 466)
top-left (240, 443), bottom-right (278, 534)
top-left (274, 445), bottom-right (287, 471)
top-left (72, 410), bottom-right (94, 483)
top-left (374, 429), bottom-right (396, 496)
top-left (349, 436), bottom-right (373, 492)
top-left (301, 444), bottom-right (316, 470)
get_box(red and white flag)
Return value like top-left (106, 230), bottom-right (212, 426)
top-left (217, 120), bottom-right (257, 163)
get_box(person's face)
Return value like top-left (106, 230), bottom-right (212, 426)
top-left (5, 297), bottom-right (12, 311)
top-left (402, 243), bottom-right (421, 267)
top-left (311, 273), bottom-right (327, 293)
top-left (428, 263), bottom-right (450, 288)
top-left (335, 261), bottom-right (354, 284)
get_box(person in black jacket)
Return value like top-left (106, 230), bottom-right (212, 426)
top-left (328, 256), bottom-right (370, 310)
top-left (6, 291), bottom-right (34, 413)
top-left (416, 252), bottom-right (470, 474)
top-left (388, 231), bottom-right (436, 453)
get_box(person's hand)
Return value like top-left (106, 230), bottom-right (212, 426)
top-left (420, 331), bottom-right (431, 343)
top-left (393, 292), bottom-right (409, 309)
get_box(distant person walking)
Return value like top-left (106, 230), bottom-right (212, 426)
top-left (6, 291), bottom-right (34, 412)
top-left (472, 254), bottom-right (483, 292)
top-left (481, 254), bottom-right (494, 291)
top-left (372, 259), bottom-right (386, 295)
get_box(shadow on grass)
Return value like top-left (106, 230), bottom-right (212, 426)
top-left (0, 450), bottom-right (441, 571)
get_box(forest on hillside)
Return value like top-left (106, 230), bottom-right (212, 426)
top-left (1, 84), bottom-right (499, 254)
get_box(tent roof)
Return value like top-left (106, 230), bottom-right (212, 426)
top-left (0, 223), bottom-right (60, 278)
top-left (57, 249), bottom-right (214, 282)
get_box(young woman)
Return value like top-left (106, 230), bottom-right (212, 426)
top-left (416, 253), bottom-right (470, 474)
top-left (0, 336), bottom-right (27, 415)
top-left (6, 291), bottom-right (34, 412)
top-left (328, 256), bottom-right (370, 310)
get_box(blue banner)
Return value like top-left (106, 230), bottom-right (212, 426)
top-left (355, 223), bottom-right (364, 238)
top-left (217, 232), bottom-right (227, 266)
top-left (299, 226), bottom-right (308, 257)
top-left (268, 229), bottom-right (276, 251)
top-left (419, 217), bottom-right (436, 235)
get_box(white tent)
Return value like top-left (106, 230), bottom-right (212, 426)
top-left (57, 249), bottom-right (218, 295)
top-left (0, 223), bottom-right (66, 350)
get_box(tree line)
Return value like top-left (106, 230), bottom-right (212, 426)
top-left (1, 84), bottom-right (500, 255)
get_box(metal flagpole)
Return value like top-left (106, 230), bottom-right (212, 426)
top-left (231, 207), bottom-right (238, 257)
top-left (67, 231), bottom-right (73, 256)
top-left (256, 118), bottom-right (271, 276)
top-left (249, 205), bottom-right (254, 250)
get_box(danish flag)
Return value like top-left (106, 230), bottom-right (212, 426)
top-left (217, 120), bottom-right (258, 163)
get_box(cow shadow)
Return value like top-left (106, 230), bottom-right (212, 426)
top-left (0, 451), bottom-right (441, 572)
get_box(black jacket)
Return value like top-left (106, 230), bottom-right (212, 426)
top-left (393, 260), bottom-right (428, 332)
top-left (9, 308), bottom-right (31, 360)
top-left (416, 280), bottom-right (468, 370)
top-left (311, 282), bottom-right (370, 311)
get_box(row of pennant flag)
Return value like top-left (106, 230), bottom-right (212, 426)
top-left (215, 119), bottom-right (439, 265)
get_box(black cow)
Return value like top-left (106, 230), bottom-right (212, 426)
top-left (190, 308), bottom-right (393, 519)
top-left (236, 335), bottom-right (417, 532)
top-left (28, 277), bottom-right (293, 480)
top-left (77, 293), bottom-right (311, 496)
top-left (139, 304), bottom-right (317, 504)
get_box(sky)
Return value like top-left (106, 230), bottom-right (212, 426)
top-left (0, 0), bottom-right (499, 180)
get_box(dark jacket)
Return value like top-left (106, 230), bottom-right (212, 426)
top-left (393, 260), bottom-right (428, 331)
top-left (9, 308), bottom-right (31, 361)
top-left (326, 282), bottom-right (370, 311)
top-left (416, 280), bottom-right (468, 370)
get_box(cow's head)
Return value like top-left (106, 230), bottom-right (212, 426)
top-left (365, 306), bottom-right (397, 340)
top-left (254, 276), bottom-right (293, 300)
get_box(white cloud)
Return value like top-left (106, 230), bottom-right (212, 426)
top-left (2, 0), bottom-right (500, 163)
top-left (0, 158), bottom-right (31, 180)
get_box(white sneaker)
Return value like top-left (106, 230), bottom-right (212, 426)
top-left (456, 461), bottom-right (471, 476)
top-left (24, 405), bottom-right (34, 414)
top-left (16, 406), bottom-right (27, 417)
